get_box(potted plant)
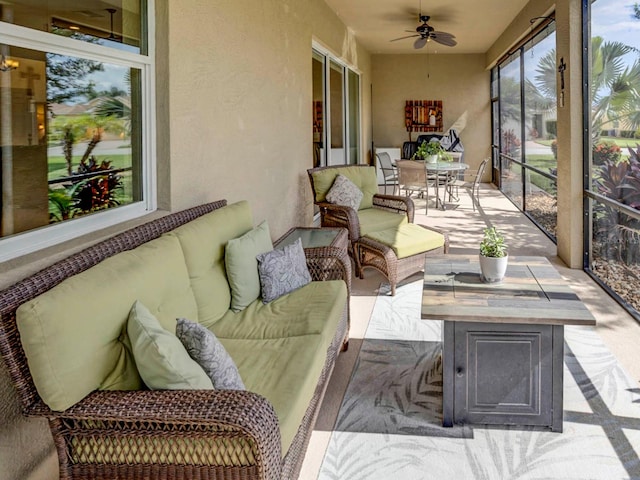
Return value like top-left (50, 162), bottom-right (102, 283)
top-left (479, 226), bottom-right (508, 283)
top-left (424, 141), bottom-right (444, 163)
top-left (412, 140), bottom-right (444, 163)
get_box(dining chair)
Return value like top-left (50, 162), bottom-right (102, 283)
top-left (448, 157), bottom-right (490, 211)
top-left (376, 151), bottom-right (399, 195)
top-left (396, 160), bottom-right (436, 214)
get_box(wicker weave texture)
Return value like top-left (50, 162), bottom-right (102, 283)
top-left (0, 200), bottom-right (349, 480)
top-left (356, 224), bottom-right (450, 295)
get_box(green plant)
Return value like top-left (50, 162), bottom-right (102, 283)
top-left (412, 140), bottom-right (444, 160)
top-left (71, 156), bottom-right (123, 213)
top-left (424, 141), bottom-right (444, 156)
top-left (592, 140), bottom-right (622, 166)
top-left (479, 226), bottom-right (508, 258)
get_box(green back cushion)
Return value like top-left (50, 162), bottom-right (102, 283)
top-left (16, 235), bottom-right (198, 411)
top-left (357, 207), bottom-right (408, 236)
top-left (311, 166), bottom-right (378, 209)
top-left (169, 201), bottom-right (254, 324)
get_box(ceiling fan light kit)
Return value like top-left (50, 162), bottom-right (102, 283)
top-left (390, 9), bottom-right (457, 49)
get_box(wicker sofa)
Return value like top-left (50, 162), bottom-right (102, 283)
top-left (0, 200), bottom-right (350, 480)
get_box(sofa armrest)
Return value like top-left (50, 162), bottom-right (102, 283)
top-left (41, 389), bottom-right (282, 480)
top-left (316, 202), bottom-right (361, 243)
top-left (373, 194), bottom-right (415, 223)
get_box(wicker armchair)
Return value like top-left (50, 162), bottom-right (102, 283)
top-left (0, 200), bottom-right (349, 480)
top-left (307, 165), bottom-right (414, 259)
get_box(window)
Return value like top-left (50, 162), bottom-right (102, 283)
top-left (311, 46), bottom-right (361, 168)
top-left (493, 20), bottom-right (557, 241)
top-left (0, 1), bottom-right (154, 262)
top-left (584, 0), bottom-right (640, 320)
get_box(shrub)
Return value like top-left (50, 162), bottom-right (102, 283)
top-left (545, 120), bottom-right (557, 137)
top-left (592, 140), bottom-right (621, 166)
top-left (551, 139), bottom-right (558, 160)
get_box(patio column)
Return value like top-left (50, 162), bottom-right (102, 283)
top-left (555, 0), bottom-right (584, 268)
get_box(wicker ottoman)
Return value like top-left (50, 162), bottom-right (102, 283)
top-left (355, 223), bottom-right (449, 295)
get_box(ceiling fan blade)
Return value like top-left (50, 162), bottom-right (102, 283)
top-left (414, 37), bottom-right (428, 49)
top-left (431, 33), bottom-right (457, 47)
top-left (391, 34), bottom-right (420, 42)
top-left (431, 31), bottom-right (456, 39)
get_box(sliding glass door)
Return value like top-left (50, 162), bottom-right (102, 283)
top-left (311, 48), bottom-right (360, 168)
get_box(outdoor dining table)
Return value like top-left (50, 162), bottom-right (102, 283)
top-left (425, 161), bottom-right (469, 210)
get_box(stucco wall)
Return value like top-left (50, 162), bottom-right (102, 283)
top-left (0, 2), bottom-right (371, 479)
top-left (161, 0), bottom-right (372, 238)
top-left (371, 53), bottom-right (491, 177)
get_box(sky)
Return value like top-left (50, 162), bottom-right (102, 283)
top-left (592, 0), bottom-right (640, 55)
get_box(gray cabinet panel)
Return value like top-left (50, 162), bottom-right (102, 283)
top-left (451, 322), bottom-right (556, 428)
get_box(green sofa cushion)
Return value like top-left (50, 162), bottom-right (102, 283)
top-left (16, 234), bottom-right (198, 411)
top-left (225, 220), bottom-right (273, 312)
top-left (128, 301), bottom-right (213, 390)
top-left (365, 223), bottom-right (445, 259)
top-left (169, 201), bottom-right (254, 324)
top-left (311, 166), bottom-right (378, 210)
top-left (220, 334), bottom-right (333, 455)
top-left (206, 280), bottom-right (347, 346)
top-left (357, 207), bottom-right (408, 237)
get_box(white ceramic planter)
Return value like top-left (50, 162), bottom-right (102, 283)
top-left (426, 154), bottom-right (439, 164)
top-left (479, 253), bottom-right (508, 283)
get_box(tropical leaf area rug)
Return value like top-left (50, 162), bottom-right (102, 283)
top-left (317, 281), bottom-right (640, 480)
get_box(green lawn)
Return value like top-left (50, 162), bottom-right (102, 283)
top-left (600, 136), bottom-right (640, 148)
top-left (534, 137), bottom-right (640, 149)
top-left (48, 154), bottom-right (133, 181)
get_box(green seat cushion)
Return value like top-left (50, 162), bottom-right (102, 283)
top-left (311, 166), bottom-right (378, 209)
top-left (169, 201), bottom-right (254, 324)
top-left (357, 207), bottom-right (408, 237)
top-left (219, 334), bottom-right (332, 454)
top-left (205, 280), bottom-right (347, 346)
top-left (16, 234), bottom-right (198, 411)
top-left (225, 220), bottom-right (273, 312)
top-left (128, 301), bottom-right (213, 390)
top-left (365, 223), bottom-right (445, 259)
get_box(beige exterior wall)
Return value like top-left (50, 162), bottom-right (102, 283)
top-left (371, 54), bottom-right (491, 177)
top-left (160, 0), bottom-right (372, 238)
top-left (0, 2), bottom-right (371, 479)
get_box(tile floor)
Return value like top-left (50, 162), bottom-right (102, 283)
top-left (299, 183), bottom-right (640, 479)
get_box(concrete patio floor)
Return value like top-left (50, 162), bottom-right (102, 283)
top-left (300, 182), bottom-right (640, 479)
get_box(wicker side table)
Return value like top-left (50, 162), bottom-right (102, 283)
top-left (274, 227), bottom-right (351, 349)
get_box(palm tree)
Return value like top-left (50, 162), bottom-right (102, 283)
top-left (533, 37), bottom-right (640, 145)
top-left (591, 37), bottom-right (640, 143)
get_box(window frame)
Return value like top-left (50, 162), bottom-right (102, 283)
top-left (0, 4), bottom-right (156, 263)
top-left (312, 42), bottom-right (362, 167)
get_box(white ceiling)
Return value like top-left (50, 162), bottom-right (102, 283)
top-left (323, 0), bottom-right (531, 54)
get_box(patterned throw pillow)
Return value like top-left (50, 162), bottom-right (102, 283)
top-left (175, 318), bottom-right (245, 390)
top-left (325, 174), bottom-right (363, 210)
top-left (256, 238), bottom-right (312, 303)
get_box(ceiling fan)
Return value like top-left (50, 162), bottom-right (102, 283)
top-left (391, 14), bottom-right (457, 49)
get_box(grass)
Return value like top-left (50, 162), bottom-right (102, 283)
top-left (534, 137), bottom-right (640, 149)
top-left (600, 136), bottom-right (640, 148)
top-left (48, 154), bottom-right (133, 181)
